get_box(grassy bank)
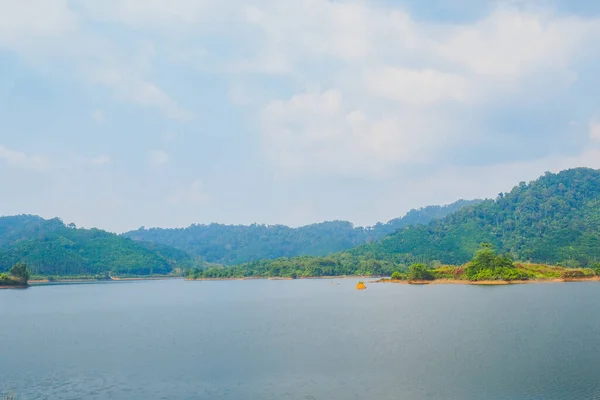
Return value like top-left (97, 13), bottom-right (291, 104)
top-left (0, 276), bottom-right (27, 288)
top-left (373, 262), bottom-right (599, 285)
top-left (186, 275), bottom-right (378, 281)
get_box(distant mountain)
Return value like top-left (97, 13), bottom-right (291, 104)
top-left (0, 215), bottom-right (195, 277)
top-left (370, 199), bottom-right (481, 237)
top-left (192, 168), bottom-right (600, 278)
top-left (123, 199), bottom-right (481, 265)
top-left (354, 168), bottom-right (600, 267)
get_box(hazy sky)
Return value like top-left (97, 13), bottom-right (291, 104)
top-left (1, 0), bottom-right (600, 232)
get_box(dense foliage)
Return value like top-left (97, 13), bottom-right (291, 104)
top-left (0, 216), bottom-right (197, 277)
top-left (9, 263), bottom-right (30, 283)
top-left (408, 264), bottom-right (435, 281)
top-left (0, 262), bottom-right (30, 286)
top-left (347, 168), bottom-right (600, 267)
top-left (187, 254), bottom-right (400, 279)
top-left (190, 168), bottom-right (600, 278)
top-left (463, 244), bottom-right (527, 281)
top-left (125, 200), bottom-right (479, 265)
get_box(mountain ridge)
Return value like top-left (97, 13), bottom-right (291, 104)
top-left (122, 199), bottom-right (480, 265)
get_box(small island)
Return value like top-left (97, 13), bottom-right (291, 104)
top-left (0, 263), bottom-right (30, 289)
top-left (373, 244), bottom-right (600, 285)
top-left (184, 243), bottom-right (600, 285)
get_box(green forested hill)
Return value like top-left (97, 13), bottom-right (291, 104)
top-left (123, 199), bottom-right (479, 265)
top-left (0, 216), bottom-right (195, 277)
top-left (356, 168), bottom-right (600, 267)
top-left (191, 168), bottom-right (600, 278)
top-left (0, 199), bottom-right (478, 277)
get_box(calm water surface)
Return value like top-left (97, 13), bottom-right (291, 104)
top-left (1, 279), bottom-right (600, 399)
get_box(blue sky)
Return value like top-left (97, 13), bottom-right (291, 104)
top-left (1, 0), bottom-right (600, 232)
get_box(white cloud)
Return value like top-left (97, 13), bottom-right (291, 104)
top-left (91, 109), bottom-right (105, 124)
top-left (0, 146), bottom-right (49, 172)
top-left (3, 0), bottom-right (600, 180)
top-left (434, 8), bottom-right (593, 79)
top-left (248, 4), bottom-right (600, 176)
top-left (147, 150), bottom-right (169, 166)
top-left (169, 180), bottom-right (210, 205)
top-left (261, 89), bottom-right (449, 177)
top-left (85, 58), bottom-right (193, 121)
top-left (590, 119), bottom-right (600, 142)
top-left (242, 1), bottom-right (371, 63)
top-left (364, 67), bottom-right (470, 106)
top-left (90, 154), bottom-right (111, 166)
top-left (1, 1), bottom-right (191, 120)
top-left (163, 131), bottom-right (179, 142)
top-left (76, 0), bottom-right (218, 27)
top-left (0, 0), bottom-right (78, 46)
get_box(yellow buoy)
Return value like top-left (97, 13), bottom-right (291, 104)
top-left (356, 281), bottom-right (366, 290)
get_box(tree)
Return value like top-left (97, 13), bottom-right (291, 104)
top-left (391, 271), bottom-right (402, 280)
top-left (464, 244), bottom-right (526, 281)
top-left (9, 262), bottom-right (30, 284)
top-left (409, 264), bottom-right (434, 281)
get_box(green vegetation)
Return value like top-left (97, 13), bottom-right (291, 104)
top-left (464, 244), bottom-right (528, 281)
top-left (9, 263), bottom-right (30, 283)
top-left (0, 216), bottom-right (199, 278)
top-left (187, 255), bottom-right (399, 279)
top-left (378, 247), bottom-right (595, 283)
top-left (408, 264), bottom-right (435, 281)
top-left (348, 168), bottom-right (600, 268)
top-left (0, 263), bottom-right (30, 286)
top-left (3, 168), bottom-right (600, 281)
top-left (196, 168), bottom-right (600, 279)
top-left (125, 200), bottom-right (480, 265)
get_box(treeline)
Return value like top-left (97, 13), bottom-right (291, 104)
top-left (187, 254), bottom-right (400, 279)
top-left (189, 244), bottom-right (600, 282)
top-left (125, 200), bottom-right (480, 265)
top-left (0, 216), bottom-right (199, 277)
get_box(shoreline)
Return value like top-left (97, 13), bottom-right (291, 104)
top-left (370, 277), bottom-right (600, 285)
top-left (187, 275), bottom-right (378, 282)
top-left (16, 275), bottom-right (600, 286)
top-left (0, 284), bottom-right (28, 289)
top-left (28, 276), bottom-right (181, 284)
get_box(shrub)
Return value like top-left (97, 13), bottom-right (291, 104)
top-left (431, 266), bottom-right (458, 280)
top-left (561, 270), bottom-right (586, 279)
top-left (409, 264), bottom-right (434, 281)
top-left (465, 244), bottom-right (524, 281)
top-left (9, 263), bottom-right (30, 284)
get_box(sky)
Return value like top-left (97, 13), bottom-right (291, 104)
top-left (1, 0), bottom-right (600, 233)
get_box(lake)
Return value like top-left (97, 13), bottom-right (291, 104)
top-left (1, 279), bottom-right (600, 399)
